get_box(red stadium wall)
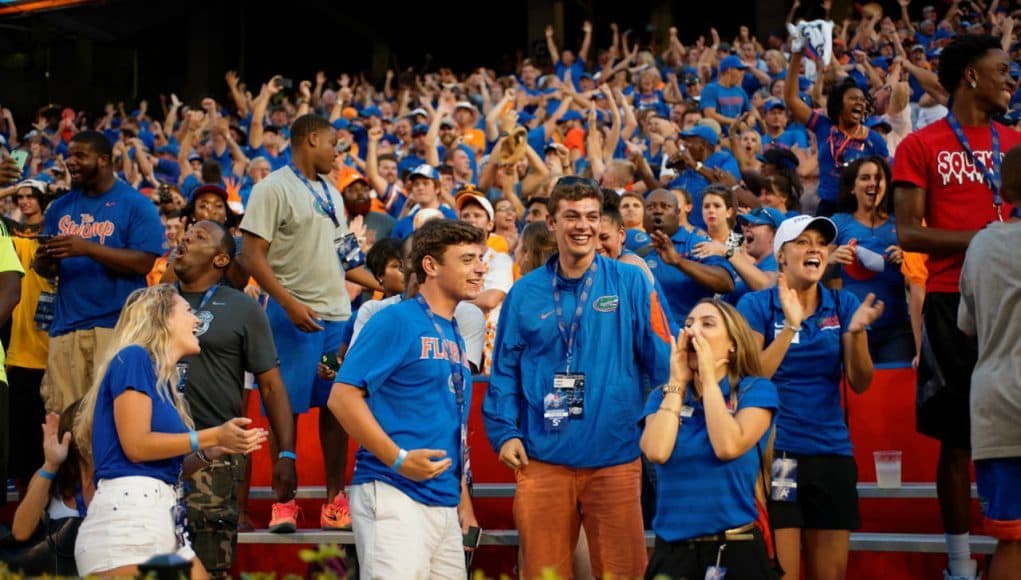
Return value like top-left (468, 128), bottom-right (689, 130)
top-left (233, 368), bottom-right (983, 578)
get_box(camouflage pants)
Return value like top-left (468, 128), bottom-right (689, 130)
top-left (184, 454), bottom-right (247, 578)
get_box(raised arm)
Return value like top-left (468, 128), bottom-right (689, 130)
top-left (546, 25), bottom-right (561, 66)
top-left (225, 71), bottom-right (249, 117)
top-left (784, 52), bottom-right (813, 125)
top-left (579, 20), bottom-right (593, 63)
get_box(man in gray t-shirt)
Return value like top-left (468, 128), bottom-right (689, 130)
top-left (240, 114), bottom-right (381, 532)
top-left (174, 220), bottom-right (297, 574)
top-left (957, 146), bottom-right (1021, 580)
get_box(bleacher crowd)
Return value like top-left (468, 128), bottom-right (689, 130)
top-left (1, 1), bottom-right (1020, 578)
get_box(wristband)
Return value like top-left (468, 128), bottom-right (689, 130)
top-left (278, 451), bottom-right (297, 461)
top-left (189, 430), bottom-right (199, 453)
top-left (391, 448), bottom-right (408, 472)
top-left (784, 324), bottom-right (802, 333)
top-left (38, 468), bottom-right (57, 481)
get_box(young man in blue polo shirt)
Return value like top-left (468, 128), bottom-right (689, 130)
top-left (484, 177), bottom-right (673, 579)
top-left (390, 165), bottom-right (458, 240)
top-left (329, 219), bottom-right (485, 579)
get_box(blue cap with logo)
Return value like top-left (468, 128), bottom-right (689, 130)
top-left (408, 164), bottom-right (440, 181)
top-left (719, 55), bottom-right (749, 73)
top-left (738, 206), bottom-right (786, 229)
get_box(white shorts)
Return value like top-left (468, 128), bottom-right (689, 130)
top-left (75, 476), bottom-right (195, 575)
top-left (350, 481), bottom-right (465, 580)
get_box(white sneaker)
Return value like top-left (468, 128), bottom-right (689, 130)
top-left (942, 559), bottom-right (979, 580)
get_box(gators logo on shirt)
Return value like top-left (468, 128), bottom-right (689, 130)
top-left (592, 295), bottom-right (619, 313)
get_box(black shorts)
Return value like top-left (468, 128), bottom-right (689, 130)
top-left (646, 528), bottom-right (778, 580)
top-left (768, 452), bottom-right (860, 531)
top-left (916, 292), bottom-right (977, 449)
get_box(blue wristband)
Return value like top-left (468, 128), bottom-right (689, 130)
top-left (278, 451), bottom-right (297, 461)
top-left (189, 431), bottom-right (199, 453)
top-left (391, 449), bottom-right (408, 472)
top-left (38, 468), bottom-right (56, 481)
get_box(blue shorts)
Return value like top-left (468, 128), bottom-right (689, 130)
top-left (976, 457), bottom-right (1021, 540)
top-left (265, 296), bottom-right (347, 414)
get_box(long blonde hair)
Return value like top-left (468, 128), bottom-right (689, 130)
top-left (695, 297), bottom-right (776, 503)
top-left (74, 284), bottom-right (195, 462)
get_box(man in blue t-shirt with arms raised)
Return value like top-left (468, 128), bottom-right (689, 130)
top-left (329, 219), bottom-right (486, 579)
top-left (33, 130), bottom-right (164, 414)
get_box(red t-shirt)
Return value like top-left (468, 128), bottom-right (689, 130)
top-left (892, 119), bottom-right (1020, 293)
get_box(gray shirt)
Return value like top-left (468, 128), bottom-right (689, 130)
top-left (240, 166), bottom-right (352, 321)
top-left (958, 221), bottom-right (1021, 461)
top-left (180, 285), bottom-right (278, 429)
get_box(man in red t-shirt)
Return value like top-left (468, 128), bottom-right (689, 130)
top-left (893, 35), bottom-right (1020, 580)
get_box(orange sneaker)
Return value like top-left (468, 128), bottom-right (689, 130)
top-left (268, 500), bottom-right (301, 533)
top-left (321, 492), bottom-right (353, 530)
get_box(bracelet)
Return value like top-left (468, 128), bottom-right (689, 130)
top-left (38, 468), bottom-right (57, 481)
top-left (391, 448), bottom-right (408, 471)
top-left (278, 451), bottom-right (297, 461)
top-left (784, 324), bottom-right (802, 333)
top-left (662, 383), bottom-right (684, 395)
top-left (196, 449), bottom-right (212, 465)
top-left (189, 431), bottom-right (199, 453)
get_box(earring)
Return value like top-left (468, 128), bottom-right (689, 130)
top-left (970, 80), bottom-right (978, 88)
top-left (729, 346), bottom-right (736, 353)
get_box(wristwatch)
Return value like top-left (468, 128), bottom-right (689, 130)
top-left (695, 161), bottom-right (704, 171)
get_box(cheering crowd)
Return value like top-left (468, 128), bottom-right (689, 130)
top-left (1, 0), bottom-right (1021, 578)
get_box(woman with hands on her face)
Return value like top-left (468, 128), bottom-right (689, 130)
top-left (827, 156), bottom-right (913, 367)
top-left (736, 215), bottom-right (884, 580)
top-left (641, 297), bottom-right (779, 580)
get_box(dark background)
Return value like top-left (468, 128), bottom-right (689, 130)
top-left (0, 0), bottom-right (838, 123)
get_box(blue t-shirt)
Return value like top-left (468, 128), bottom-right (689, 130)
top-left (483, 254), bottom-right (672, 468)
top-left (807, 111), bottom-right (890, 202)
top-left (700, 82), bottom-right (751, 125)
top-left (337, 299), bottom-right (471, 507)
top-left (643, 376), bottom-right (778, 541)
top-left (43, 180), bottom-right (165, 336)
top-left (762, 127), bottom-right (810, 150)
top-left (627, 227), bottom-right (737, 323)
top-left (248, 146), bottom-right (291, 171)
top-left (737, 285), bottom-right (861, 455)
top-left (830, 213), bottom-right (907, 330)
top-left (92, 346), bottom-right (188, 485)
top-left (390, 205), bottom-right (458, 240)
top-left (666, 151), bottom-right (740, 231)
top-left (397, 153), bottom-right (428, 178)
top-left (555, 61), bottom-right (586, 86)
top-left (725, 253), bottom-right (777, 305)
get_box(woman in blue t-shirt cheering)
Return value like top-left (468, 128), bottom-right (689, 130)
top-left (736, 215), bottom-right (884, 580)
top-left (784, 49), bottom-right (889, 217)
top-left (828, 157), bottom-right (913, 367)
top-left (72, 284), bottom-right (267, 578)
top-left (641, 298), bottom-right (778, 579)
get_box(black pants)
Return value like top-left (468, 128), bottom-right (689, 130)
top-left (645, 529), bottom-right (777, 580)
top-left (6, 367), bottom-right (46, 486)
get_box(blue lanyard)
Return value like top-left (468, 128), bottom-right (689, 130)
top-left (414, 295), bottom-right (466, 413)
top-left (551, 259), bottom-right (597, 373)
top-left (176, 283), bottom-right (220, 312)
top-left (945, 113), bottom-right (1004, 222)
top-left (288, 163), bottom-right (339, 228)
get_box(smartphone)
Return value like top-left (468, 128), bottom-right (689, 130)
top-left (276, 77), bottom-right (294, 90)
top-left (320, 354), bottom-right (340, 373)
top-left (10, 150), bottom-right (28, 171)
top-left (36, 234), bottom-right (53, 244)
top-left (462, 526), bottom-right (481, 549)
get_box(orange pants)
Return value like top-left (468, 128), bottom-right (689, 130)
top-left (513, 458), bottom-right (646, 580)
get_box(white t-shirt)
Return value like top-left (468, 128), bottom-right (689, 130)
top-left (240, 166), bottom-right (351, 321)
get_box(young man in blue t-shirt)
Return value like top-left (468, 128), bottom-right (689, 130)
top-left (329, 219), bottom-right (486, 579)
top-left (700, 56), bottom-right (752, 134)
top-left (33, 131), bottom-right (165, 414)
top-left (483, 177), bottom-right (673, 580)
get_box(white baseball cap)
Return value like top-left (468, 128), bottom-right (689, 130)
top-left (773, 215), bottom-right (837, 258)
